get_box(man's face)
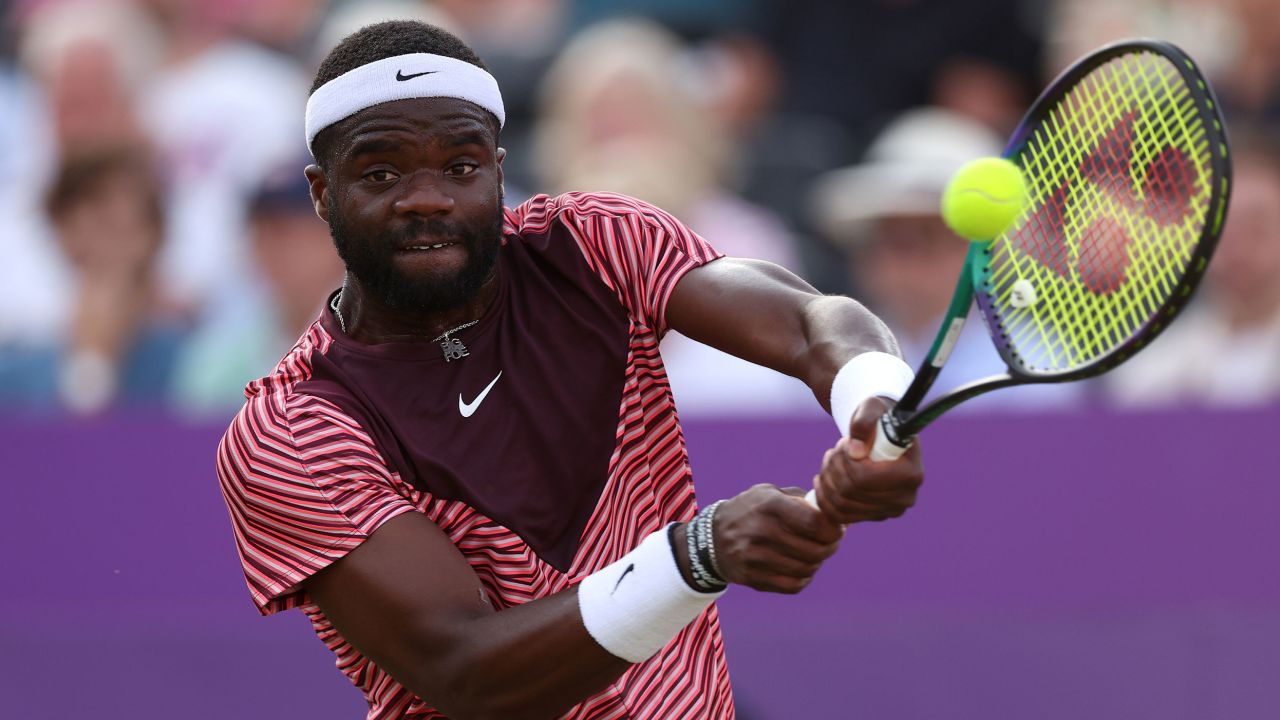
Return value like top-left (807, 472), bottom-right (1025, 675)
top-left (308, 97), bottom-right (505, 314)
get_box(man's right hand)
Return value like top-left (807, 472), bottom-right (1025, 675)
top-left (697, 484), bottom-right (845, 594)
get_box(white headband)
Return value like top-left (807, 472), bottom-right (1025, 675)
top-left (304, 53), bottom-right (506, 155)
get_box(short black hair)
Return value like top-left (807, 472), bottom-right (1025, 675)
top-left (310, 20), bottom-right (496, 167)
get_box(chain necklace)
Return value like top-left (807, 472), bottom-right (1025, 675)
top-left (330, 291), bottom-right (478, 362)
top-left (432, 320), bottom-right (479, 361)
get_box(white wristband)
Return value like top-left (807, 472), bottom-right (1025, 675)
top-left (830, 352), bottom-right (914, 437)
top-left (577, 526), bottom-right (724, 663)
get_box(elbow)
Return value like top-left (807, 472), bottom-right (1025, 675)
top-left (434, 688), bottom-right (567, 720)
top-left (450, 705), bottom-right (555, 720)
top-left (413, 658), bottom-right (573, 720)
top-left (809, 296), bottom-right (902, 357)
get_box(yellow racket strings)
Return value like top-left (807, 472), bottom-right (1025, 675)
top-left (986, 51), bottom-right (1214, 374)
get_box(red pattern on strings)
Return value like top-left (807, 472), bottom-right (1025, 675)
top-left (1012, 109), bottom-right (1196, 295)
top-left (1144, 146), bottom-right (1196, 226)
top-left (1076, 217), bottom-right (1133, 294)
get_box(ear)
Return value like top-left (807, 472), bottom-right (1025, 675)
top-left (304, 164), bottom-right (330, 223)
top-left (496, 147), bottom-right (506, 191)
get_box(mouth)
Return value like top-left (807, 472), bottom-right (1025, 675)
top-left (399, 242), bottom-right (457, 251)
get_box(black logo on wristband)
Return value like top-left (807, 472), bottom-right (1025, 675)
top-left (612, 564), bottom-right (636, 594)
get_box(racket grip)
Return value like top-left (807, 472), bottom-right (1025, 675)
top-left (804, 415), bottom-right (912, 508)
top-left (870, 414), bottom-right (911, 462)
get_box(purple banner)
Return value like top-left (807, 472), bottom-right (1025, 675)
top-left (3, 407), bottom-right (1278, 719)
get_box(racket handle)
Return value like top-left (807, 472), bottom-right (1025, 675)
top-left (870, 414), bottom-right (911, 461)
top-left (804, 415), bottom-right (912, 508)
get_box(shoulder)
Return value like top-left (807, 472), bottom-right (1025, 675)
top-left (217, 325), bottom-right (388, 488)
top-left (506, 192), bottom-right (689, 238)
top-left (215, 386), bottom-right (396, 527)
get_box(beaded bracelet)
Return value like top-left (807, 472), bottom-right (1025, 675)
top-left (685, 500), bottom-right (728, 592)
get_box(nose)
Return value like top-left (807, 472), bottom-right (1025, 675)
top-left (392, 170), bottom-right (455, 217)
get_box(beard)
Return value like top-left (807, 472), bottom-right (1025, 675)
top-left (328, 200), bottom-right (504, 314)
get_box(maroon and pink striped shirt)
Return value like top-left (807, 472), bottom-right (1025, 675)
top-left (216, 192), bottom-right (735, 719)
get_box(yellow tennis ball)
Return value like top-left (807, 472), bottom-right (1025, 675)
top-left (941, 157), bottom-right (1029, 241)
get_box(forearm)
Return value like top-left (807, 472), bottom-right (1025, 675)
top-left (370, 525), bottom-right (714, 720)
top-left (310, 469), bottom-right (846, 719)
top-left (412, 590), bottom-right (629, 720)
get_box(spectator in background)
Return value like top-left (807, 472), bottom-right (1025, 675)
top-left (1105, 135), bottom-right (1280, 408)
top-left (1044, 0), bottom-right (1239, 81)
top-left (737, 0), bottom-right (1046, 293)
top-left (312, 0), bottom-right (456, 65)
top-left (45, 147), bottom-right (179, 413)
top-left (565, 0), bottom-right (748, 39)
top-left (135, 0), bottom-right (310, 320)
top-left (0, 146), bottom-right (179, 413)
top-left (170, 160), bottom-right (343, 417)
top-left (230, 0), bottom-right (325, 60)
top-left (5, 0), bottom-right (312, 404)
top-left (534, 18), bottom-right (816, 416)
top-left (20, 0), bottom-right (162, 152)
top-left (812, 108), bottom-right (1082, 412)
top-left (3, 0), bottom-right (161, 373)
top-left (1215, 0), bottom-right (1280, 130)
top-left (0, 0), bottom-right (66, 358)
top-left (751, 0), bottom-right (1043, 150)
top-left (1043, 0), bottom-right (1277, 129)
top-left (0, 0), bottom-right (181, 413)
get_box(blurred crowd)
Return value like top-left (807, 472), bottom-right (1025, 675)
top-left (0, 0), bottom-right (1277, 420)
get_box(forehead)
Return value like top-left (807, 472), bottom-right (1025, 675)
top-left (327, 97), bottom-right (498, 158)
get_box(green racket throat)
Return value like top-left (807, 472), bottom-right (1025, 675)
top-left (875, 246), bottom-right (1018, 458)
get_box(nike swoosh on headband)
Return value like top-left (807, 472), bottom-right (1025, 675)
top-left (396, 69), bottom-right (438, 81)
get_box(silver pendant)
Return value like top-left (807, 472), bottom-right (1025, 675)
top-left (441, 335), bottom-right (469, 361)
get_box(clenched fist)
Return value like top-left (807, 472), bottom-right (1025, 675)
top-left (812, 396), bottom-right (925, 525)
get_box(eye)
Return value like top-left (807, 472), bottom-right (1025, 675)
top-left (363, 169), bottom-right (398, 183)
top-left (446, 163), bottom-right (478, 177)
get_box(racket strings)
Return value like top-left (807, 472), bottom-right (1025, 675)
top-left (983, 50), bottom-right (1214, 374)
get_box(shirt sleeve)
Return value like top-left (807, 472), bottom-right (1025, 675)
top-left (553, 192), bottom-right (724, 335)
top-left (216, 390), bottom-right (418, 615)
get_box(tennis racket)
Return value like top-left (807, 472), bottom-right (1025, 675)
top-left (828, 38), bottom-right (1233, 468)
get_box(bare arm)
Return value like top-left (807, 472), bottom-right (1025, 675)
top-left (665, 258), bottom-right (902, 412)
top-left (305, 262), bottom-right (906, 718)
top-left (306, 512), bottom-right (624, 720)
top-left (667, 257), bottom-right (924, 525)
top-left (306, 487), bottom-right (842, 719)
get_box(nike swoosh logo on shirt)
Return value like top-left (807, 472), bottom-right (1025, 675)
top-left (459, 371), bottom-right (502, 418)
top-left (396, 69), bottom-right (438, 81)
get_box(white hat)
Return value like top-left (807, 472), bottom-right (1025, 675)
top-left (812, 108), bottom-right (1004, 244)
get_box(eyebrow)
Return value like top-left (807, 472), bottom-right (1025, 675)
top-left (440, 131), bottom-right (488, 149)
top-left (347, 137), bottom-right (405, 159)
top-left (346, 131), bottom-right (490, 161)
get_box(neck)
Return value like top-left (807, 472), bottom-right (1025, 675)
top-left (333, 270), bottom-right (500, 344)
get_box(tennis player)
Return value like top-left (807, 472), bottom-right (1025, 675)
top-left (217, 20), bottom-right (923, 720)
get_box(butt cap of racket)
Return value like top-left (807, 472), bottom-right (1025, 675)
top-left (941, 157), bottom-right (1028, 241)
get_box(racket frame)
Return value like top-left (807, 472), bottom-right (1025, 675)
top-left (879, 38), bottom-right (1233, 453)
